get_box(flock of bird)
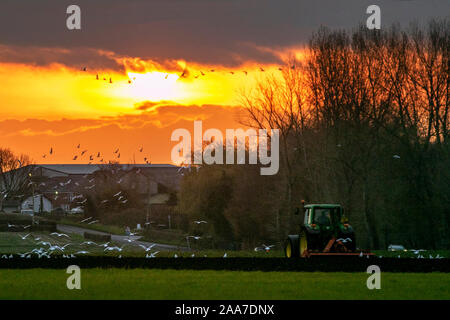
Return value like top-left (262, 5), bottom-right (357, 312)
top-left (39, 143), bottom-right (151, 165)
top-left (87, 63), bottom-right (294, 86)
top-left (1, 221), bottom-right (446, 259)
top-left (2, 216), bottom-right (238, 259)
top-left (0, 225), bottom-right (164, 259)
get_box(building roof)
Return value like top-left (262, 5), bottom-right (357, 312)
top-left (31, 164), bottom-right (178, 175)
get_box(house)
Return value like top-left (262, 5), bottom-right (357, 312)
top-left (1, 164), bottom-right (182, 213)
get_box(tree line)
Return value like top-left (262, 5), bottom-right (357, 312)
top-left (179, 20), bottom-right (449, 250)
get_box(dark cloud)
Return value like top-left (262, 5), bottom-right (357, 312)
top-left (0, 0), bottom-right (448, 68)
top-left (0, 45), bottom-right (123, 71)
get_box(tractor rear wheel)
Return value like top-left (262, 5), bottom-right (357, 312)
top-left (285, 235), bottom-right (300, 258)
top-left (299, 230), bottom-right (308, 257)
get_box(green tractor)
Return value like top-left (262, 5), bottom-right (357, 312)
top-left (285, 203), bottom-right (371, 258)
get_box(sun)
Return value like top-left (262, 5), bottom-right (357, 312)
top-left (125, 71), bottom-right (182, 101)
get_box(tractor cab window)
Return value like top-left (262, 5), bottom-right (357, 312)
top-left (304, 209), bottom-right (310, 225)
top-left (314, 208), bottom-right (332, 225)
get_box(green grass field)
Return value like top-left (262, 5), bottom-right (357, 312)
top-left (0, 269), bottom-right (448, 299)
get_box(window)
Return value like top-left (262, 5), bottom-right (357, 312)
top-left (304, 208), bottom-right (310, 225)
top-left (314, 208), bottom-right (332, 225)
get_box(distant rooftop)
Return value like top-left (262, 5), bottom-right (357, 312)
top-left (29, 164), bottom-right (178, 175)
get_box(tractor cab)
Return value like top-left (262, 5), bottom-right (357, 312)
top-left (303, 204), bottom-right (346, 236)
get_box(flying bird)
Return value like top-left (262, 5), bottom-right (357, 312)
top-left (145, 251), bottom-right (159, 258)
top-left (139, 244), bottom-right (156, 252)
top-left (18, 234), bottom-right (30, 240)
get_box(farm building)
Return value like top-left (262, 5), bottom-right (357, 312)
top-left (20, 194), bottom-right (53, 213)
top-left (0, 164), bottom-right (181, 213)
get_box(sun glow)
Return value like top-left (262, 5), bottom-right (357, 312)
top-left (125, 71), bottom-right (181, 101)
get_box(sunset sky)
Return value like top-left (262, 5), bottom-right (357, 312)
top-left (0, 0), bottom-right (448, 164)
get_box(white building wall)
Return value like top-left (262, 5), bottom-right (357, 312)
top-left (21, 195), bottom-right (52, 213)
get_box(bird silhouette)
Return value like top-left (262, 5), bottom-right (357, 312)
top-left (72, 155), bottom-right (78, 160)
top-left (96, 74), bottom-right (99, 80)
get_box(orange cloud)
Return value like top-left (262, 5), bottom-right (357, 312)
top-left (0, 104), bottom-right (247, 164)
